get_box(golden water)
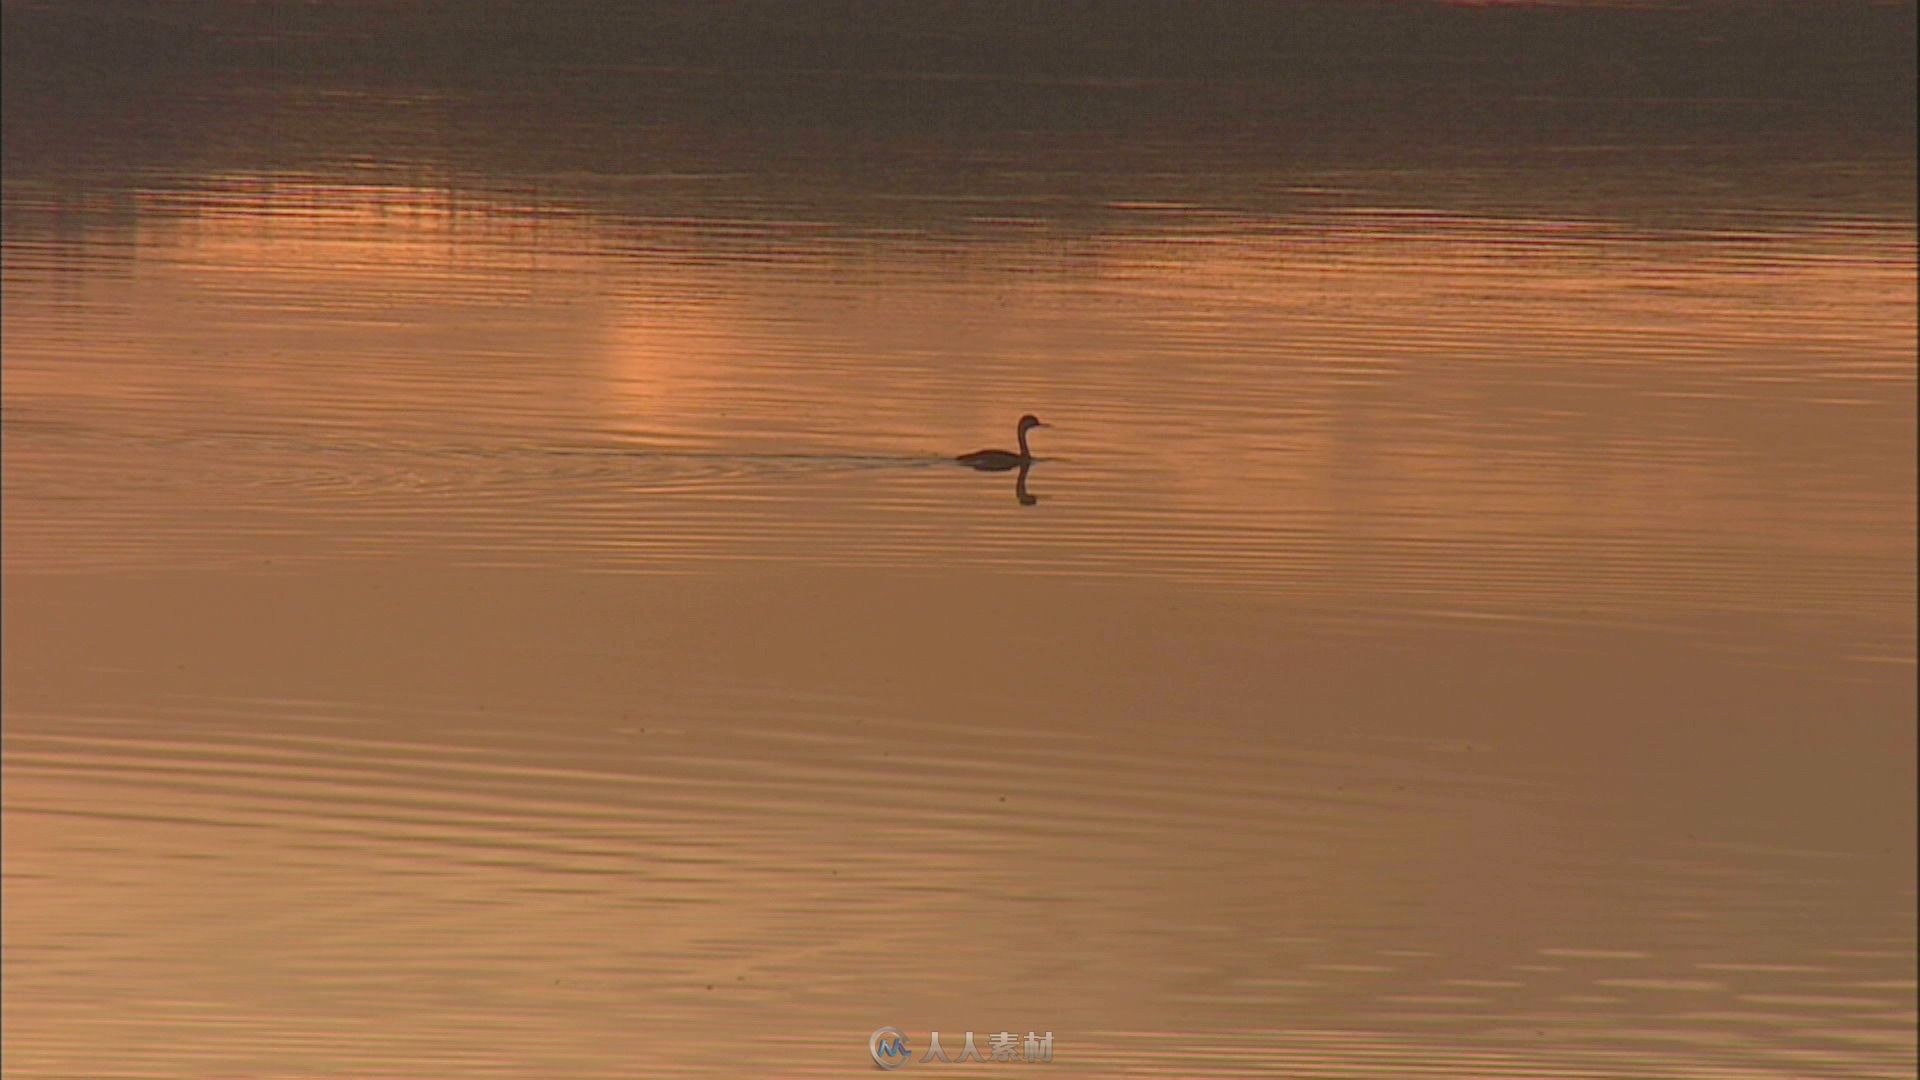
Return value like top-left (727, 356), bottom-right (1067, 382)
top-left (4, 7), bottom-right (1915, 1076)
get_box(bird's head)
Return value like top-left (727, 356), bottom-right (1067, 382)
top-left (1018, 414), bottom-right (1049, 433)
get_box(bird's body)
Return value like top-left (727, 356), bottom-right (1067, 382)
top-left (957, 414), bottom-right (1048, 471)
top-left (955, 448), bottom-right (1027, 471)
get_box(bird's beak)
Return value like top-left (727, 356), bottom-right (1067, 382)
top-left (1036, 422), bottom-right (1052, 428)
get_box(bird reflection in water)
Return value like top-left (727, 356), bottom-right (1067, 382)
top-left (957, 415), bottom-right (1047, 506)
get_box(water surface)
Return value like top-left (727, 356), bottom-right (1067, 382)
top-left (3, 4), bottom-right (1915, 1076)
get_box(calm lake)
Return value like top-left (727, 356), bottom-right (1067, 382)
top-left (3, 3), bottom-right (1915, 1076)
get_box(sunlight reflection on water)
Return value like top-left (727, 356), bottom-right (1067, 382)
top-left (3, 13), bottom-right (1915, 1076)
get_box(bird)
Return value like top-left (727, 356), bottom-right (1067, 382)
top-left (957, 414), bottom-right (1049, 471)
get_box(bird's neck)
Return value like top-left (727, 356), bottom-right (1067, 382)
top-left (1017, 426), bottom-right (1031, 458)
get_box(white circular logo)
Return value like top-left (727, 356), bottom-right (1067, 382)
top-left (869, 1026), bottom-right (912, 1070)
